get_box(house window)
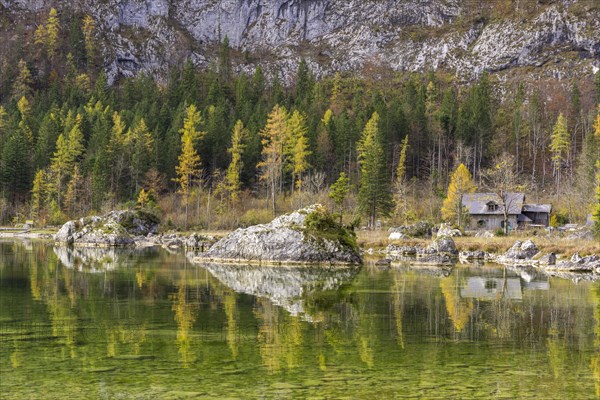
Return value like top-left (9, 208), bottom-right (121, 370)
top-left (487, 202), bottom-right (498, 212)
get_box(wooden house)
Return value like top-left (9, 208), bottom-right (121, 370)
top-left (461, 193), bottom-right (551, 230)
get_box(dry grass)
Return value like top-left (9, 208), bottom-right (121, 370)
top-left (359, 229), bottom-right (600, 256)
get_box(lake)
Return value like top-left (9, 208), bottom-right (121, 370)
top-left (0, 240), bottom-right (598, 399)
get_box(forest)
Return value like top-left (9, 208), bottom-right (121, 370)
top-left (1, 8), bottom-right (600, 232)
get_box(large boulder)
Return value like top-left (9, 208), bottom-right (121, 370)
top-left (428, 236), bottom-right (458, 255)
top-left (496, 240), bottom-right (540, 265)
top-left (54, 210), bottom-right (159, 247)
top-left (196, 205), bottom-right (361, 265)
top-left (504, 240), bottom-right (539, 260)
top-left (436, 223), bottom-right (462, 238)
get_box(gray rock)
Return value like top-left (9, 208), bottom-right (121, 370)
top-left (475, 230), bottom-right (495, 238)
top-left (436, 223), bottom-right (462, 238)
top-left (538, 253), bottom-right (557, 266)
top-left (385, 244), bottom-right (420, 257)
top-left (503, 240), bottom-right (539, 260)
top-left (54, 210), bottom-right (159, 247)
top-left (196, 204), bottom-right (361, 265)
top-left (388, 231), bottom-right (406, 240)
top-left (428, 236), bottom-right (458, 255)
top-left (459, 250), bottom-right (488, 262)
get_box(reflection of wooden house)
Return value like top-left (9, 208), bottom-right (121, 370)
top-left (460, 277), bottom-right (523, 300)
top-left (462, 193), bottom-right (551, 230)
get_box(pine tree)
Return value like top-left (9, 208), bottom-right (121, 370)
top-left (329, 172), bottom-right (350, 224)
top-left (0, 131), bottom-right (31, 203)
top-left (258, 105), bottom-right (288, 214)
top-left (441, 164), bottom-right (476, 228)
top-left (174, 104), bottom-right (204, 229)
top-left (550, 113), bottom-right (570, 194)
top-left (129, 118), bottom-right (155, 195)
top-left (357, 112), bottom-right (394, 229)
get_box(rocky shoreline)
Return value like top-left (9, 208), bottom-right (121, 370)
top-left (5, 209), bottom-right (598, 279)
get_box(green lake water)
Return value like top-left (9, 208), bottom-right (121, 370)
top-left (0, 240), bottom-right (599, 399)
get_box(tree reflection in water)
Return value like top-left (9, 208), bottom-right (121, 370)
top-left (0, 241), bottom-right (598, 399)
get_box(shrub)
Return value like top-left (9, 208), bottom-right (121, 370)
top-left (239, 208), bottom-right (273, 227)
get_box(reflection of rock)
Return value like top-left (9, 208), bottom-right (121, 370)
top-left (197, 205), bottom-right (361, 265)
top-left (53, 246), bottom-right (157, 272)
top-left (201, 263), bottom-right (360, 321)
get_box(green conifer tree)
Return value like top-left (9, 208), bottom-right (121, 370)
top-left (357, 112), bottom-right (394, 229)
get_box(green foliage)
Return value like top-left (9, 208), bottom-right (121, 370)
top-left (239, 208), bottom-right (273, 227)
top-left (303, 207), bottom-right (358, 252)
top-left (357, 112), bottom-right (394, 229)
top-left (550, 211), bottom-right (569, 228)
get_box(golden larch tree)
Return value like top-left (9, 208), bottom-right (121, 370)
top-left (441, 163), bottom-right (476, 228)
top-left (174, 104), bottom-right (204, 229)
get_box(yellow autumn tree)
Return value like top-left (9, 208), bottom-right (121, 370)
top-left (174, 104), bottom-right (204, 229)
top-left (82, 15), bottom-right (96, 65)
top-left (258, 104), bottom-right (288, 214)
top-left (222, 120), bottom-right (246, 205)
top-left (550, 113), bottom-right (570, 194)
top-left (441, 163), bottom-right (476, 228)
top-left (286, 109), bottom-right (311, 194)
top-left (34, 8), bottom-right (60, 59)
top-left (31, 169), bottom-right (46, 223)
top-left (12, 60), bottom-right (33, 100)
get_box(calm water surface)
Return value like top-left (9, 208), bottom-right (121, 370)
top-left (0, 240), bottom-right (599, 399)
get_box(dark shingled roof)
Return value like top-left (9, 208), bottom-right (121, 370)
top-left (462, 193), bottom-right (525, 215)
top-left (522, 204), bottom-right (552, 213)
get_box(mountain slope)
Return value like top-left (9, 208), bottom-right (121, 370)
top-left (1, 0), bottom-right (599, 82)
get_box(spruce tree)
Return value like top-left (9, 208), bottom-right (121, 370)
top-left (357, 112), bottom-right (393, 229)
top-left (329, 172), bottom-right (350, 224)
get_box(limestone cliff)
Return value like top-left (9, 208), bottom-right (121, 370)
top-left (1, 0), bottom-right (598, 82)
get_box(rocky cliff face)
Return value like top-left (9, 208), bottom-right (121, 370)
top-left (2, 0), bottom-right (599, 82)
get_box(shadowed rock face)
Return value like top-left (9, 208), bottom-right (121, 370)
top-left (2, 1), bottom-right (598, 82)
top-left (201, 262), bottom-right (360, 321)
top-left (197, 205), bottom-right (362, 265)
